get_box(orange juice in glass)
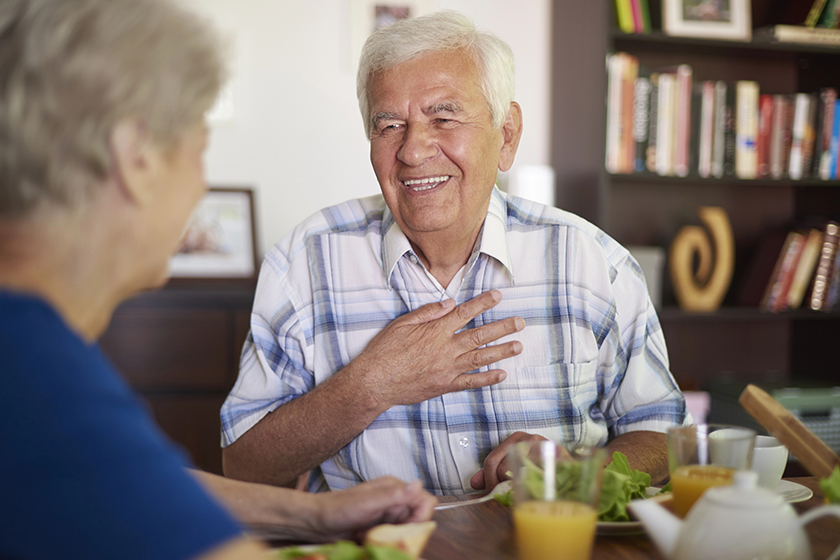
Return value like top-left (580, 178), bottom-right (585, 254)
top-left (667, 425), bottom-right (755, 518)
top-left (509, 441), bottom-right (604, 560)
top-left (670, 464), bottom-right (735, 517)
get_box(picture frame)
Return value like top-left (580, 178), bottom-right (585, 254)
top-left (168, 187), bottom-right (258, 282)
top-left (662, 0), bottom-right (752, 42)
top-left (349, 0), bottom-right (436, 69)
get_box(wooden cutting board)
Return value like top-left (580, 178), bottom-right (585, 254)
top-left (739, 383), bottom-right (840, 479)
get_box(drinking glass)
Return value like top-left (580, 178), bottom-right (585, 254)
top-left (509, 441), bottom-right (604, 560)
top-left (667, 424), bottom-right (756, 517)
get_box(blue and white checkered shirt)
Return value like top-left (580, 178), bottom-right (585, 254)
top-left (221, 187), bottom-right (686, 495)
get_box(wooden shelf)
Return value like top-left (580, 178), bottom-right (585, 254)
top-left (611, 29), bottom-right (840, 56)
top-left (658, 307), bottom-right (840, 322)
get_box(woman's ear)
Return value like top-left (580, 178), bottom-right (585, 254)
top-left (109, 117), bottom-right (158, 204)
top-left (498, 102), bottom-right (523, 173)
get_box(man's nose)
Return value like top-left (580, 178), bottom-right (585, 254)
top-left (397, 124), bottom-right (439, 166)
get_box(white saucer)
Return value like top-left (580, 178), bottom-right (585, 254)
top-left (775, 479), bottom-right (813, 503)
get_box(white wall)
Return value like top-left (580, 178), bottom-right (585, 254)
top-left (181, 0), bottom-right (551, 256)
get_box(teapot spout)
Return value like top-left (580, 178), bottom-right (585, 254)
top-left (628, 495), bottom-right (683, 560)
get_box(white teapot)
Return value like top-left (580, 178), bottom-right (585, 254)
top-left (628, 470), bottom-right (840, 560)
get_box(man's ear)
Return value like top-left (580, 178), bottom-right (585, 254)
top-left (498, 102), bottom-right (523, 173)
top-left (109, 117), bottom-right (157, 204)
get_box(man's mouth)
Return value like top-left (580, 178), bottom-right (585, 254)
top-left (402, 176), bottom-right (450, 192)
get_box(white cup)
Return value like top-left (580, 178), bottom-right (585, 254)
top-left (751, 435), bottom-right (789, 490)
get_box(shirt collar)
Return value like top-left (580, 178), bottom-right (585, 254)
top-left (380, 186), bottom-right (514, 287)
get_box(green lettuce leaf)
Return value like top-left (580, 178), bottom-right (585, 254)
top-left (820, 466), bottom-right (840, 505)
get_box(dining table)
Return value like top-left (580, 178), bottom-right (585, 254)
top-left (421, 477), bottom-right (840, 560)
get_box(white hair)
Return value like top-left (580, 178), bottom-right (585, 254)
top-left (356, 10), bottom-right (515, 138)
top-left (0, 0), bottom-right (226, 218)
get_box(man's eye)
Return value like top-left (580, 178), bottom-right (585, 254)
top-left (378, 123), bottom-right (402, 134)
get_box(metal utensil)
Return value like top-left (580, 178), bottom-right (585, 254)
top-left (434, 480), bottom-right (513, 510)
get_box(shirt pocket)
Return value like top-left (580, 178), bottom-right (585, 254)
top-left (498, 358), bottom-right (601, 445)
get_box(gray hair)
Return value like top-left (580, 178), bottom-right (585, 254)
top-left (0, 0), bottom-right (226, 218)
top-left (356, 10), bottom-right (515, 138)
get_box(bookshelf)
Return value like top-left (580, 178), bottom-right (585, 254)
top-left (550, 0), bottom-right (840, 391)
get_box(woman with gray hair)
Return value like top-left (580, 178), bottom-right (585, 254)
top-left (0, 0), bottom-right (435, 559)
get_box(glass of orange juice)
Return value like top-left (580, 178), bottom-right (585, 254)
top-left (667, 424), bottom-right (756, 517)
top-left (509, 441), bottom-right (604, 560)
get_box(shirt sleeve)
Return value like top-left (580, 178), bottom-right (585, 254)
top-left (598, 249), bottom-right (687, 436)
top-left (221, 252), bottom-right (314, 447)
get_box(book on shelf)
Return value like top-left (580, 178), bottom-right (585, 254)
top-left (786, 227), bottom-right (824, 309)
top-left (657, 71), bottom-right (676, 176)
top-left (712, 81), bottom-right (728, 178)
top-left (756, 94), bottom-right (774, 178)
top-left (825, 238), bottom-right (840, 309)
top-left (633, 76), bottom-right (651, 172)
top-left (646, 72), bottom-right (660, 172)
top-left (761, 230), bottom-right (806, 313)
top-left (615, 0), bottom-right (635, 34)
top-left (698, 81), bottom-right (717, 178)
top-left (674, 64), bottom-right (693, 177)
top-left (762, 24), bottom-right (840, 44)
top-left (814, 88), bottom-right (837, 178)
top-left (735, 81), bottom-right (760, 180)
top-left (809, 221), bottom-right (840, 311)
top-left (789, 93), bottom-right (813, 180)
top-left (828, 99), bottom-right (840, 180)
top-left (817, 0), bottom-right (840, 28)
top-left (806, 0), bottom-right (831, 27)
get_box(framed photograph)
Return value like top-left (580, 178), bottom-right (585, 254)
top-left (349, 0), bottom-right (436, 69)
top-left (168, 187), bottom-right (258, 281)
top-left (663, 0), bottom-right (752, 42)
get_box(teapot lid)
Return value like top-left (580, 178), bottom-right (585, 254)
top-left (703, 470), bottom-right (784, 509)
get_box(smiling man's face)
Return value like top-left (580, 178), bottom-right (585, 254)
top-left (368, 49), bottom-right (512, 249)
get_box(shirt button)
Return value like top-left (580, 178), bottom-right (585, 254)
top-left (459, 437), bottom-right (470, 449)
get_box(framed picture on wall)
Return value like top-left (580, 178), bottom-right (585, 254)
top-left (168, 187), bottom-right (258, 281)
top-left (662, 0), bottom-right (752, 41)
top-left (349, 0), bottom-right (437, 69)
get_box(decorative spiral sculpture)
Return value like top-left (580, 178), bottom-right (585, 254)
top-left (669, 206), bottom-right (734, 312)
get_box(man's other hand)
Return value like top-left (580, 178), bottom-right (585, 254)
top-left (469, 432), bottom-right (554, 491)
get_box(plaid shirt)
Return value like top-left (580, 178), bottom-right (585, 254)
top-left (221, 187), bottom-right (686, 495)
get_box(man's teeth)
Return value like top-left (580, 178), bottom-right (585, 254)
top-left (403, 176), bottom-right (449, 191)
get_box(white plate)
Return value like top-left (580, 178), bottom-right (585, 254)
top-left (775, 479), bottom-right (813, 503)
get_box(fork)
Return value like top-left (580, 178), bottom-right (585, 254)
top-left (434, 480), bottom-right (513, 510)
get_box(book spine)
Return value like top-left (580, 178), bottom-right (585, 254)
top-left (657, 72), bottom-right (675, 176)
top-left (770, 95), bottom-right (786, 179)
top-left (646, 73), bottom-right (660, 173)
top-left (830, 99), bottom-right (840, 180)
top-left (723, 83), bottom-right (737, 177)
top-left (712, 81), bottom-right (727, 178)
top-left (605, 53), bottom-right (624, 174)
top-left (788, 93), bottom-right (812, 180)
top-left (762, 231), bottom-right (804, 312)
top-left (809, 221), bottom-right (840, 311)
top-left (622, 55), bottom-right (639, 173)
top-left (698, 81), bottom-right (716, 178)
top-left (781, 96), bottom-right (795, 178)
top-left (756, 94), bottom-right (774, 178)
top-left (674, 64), bottom-right (693, 177)
top-left (633, 76), bottom-right (651, 173)
top-left (629, 0), bottom-right (644, 33)
top-left (819, 90), bottom-right (838, 179)
top-left (806, 0), bottom-right (830, 27)
top-left (615, 0), bottom-right (635, 33)
top-left (787, 228), bottom-right (824, 309)
top-left (826, 246), bottom-right (840, 310)
top-left (800, 92), bottom-right (819, 178)
top-left (639, 0), bottom-right (652, 33)
top-left (735, 81), bottom-right (759, 180)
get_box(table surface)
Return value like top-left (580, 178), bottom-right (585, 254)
top-left (421, 477), bottom-right (840, 560)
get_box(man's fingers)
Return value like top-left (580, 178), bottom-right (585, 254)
top-left (456, 316), bottom-right (525, 352)
top-left (454, 340), bottom-right (523, 373)
top-left (470, 469), bottom-right (486, 490)
top-left (446, 290), bottom-right (503, 329)
top-left (400, 298), bottom-right (457, 325)
top-left (449, 369), bottom-right (506, 393)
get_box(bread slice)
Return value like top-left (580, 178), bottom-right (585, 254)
top-left (364, 521), bottom-right (436, 559)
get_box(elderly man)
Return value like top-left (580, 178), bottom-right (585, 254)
top-left (222, 10), bottom-right (686, 495)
